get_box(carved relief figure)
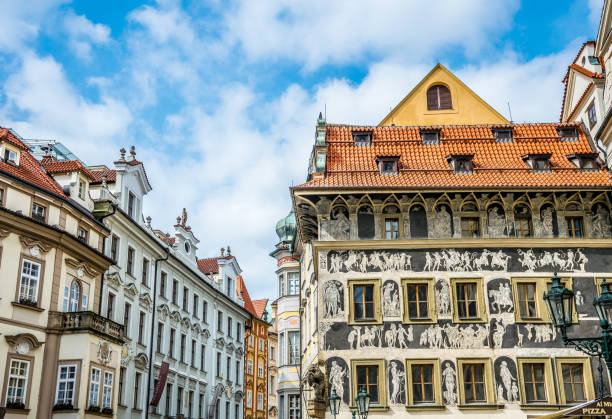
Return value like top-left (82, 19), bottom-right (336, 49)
top-left (492, 318), bottom-right (506, 349)
top-left (575, 290), bottom-right (584, 306)
top-left (383, 281), bottom-right (400, 317)
top-left (540, 206), bottom-right (555, 238)
top-left (498, 361), bottom-right (518, 402)
top-left (488, 282), bottom-right (513, 313)
top-left (487, 206), bottom-right (506, 237)
top-left (420, 323), bottom-right (488, 349)
top-left (591, 204), bottom-right (612, 238)
top-left (323, 280), bottom-right (343, 318)
top-left (436, 280), bottom-right (450, 315)
top-left (442, 362), bottom-right (457, 405)
top-left (329, 360), bottom-right (347, 402)
top-left (517, 249), bottom-right (538, 271)
top-left (431, 206), bottom-right (452, 238)
top-left (519, 249), bottom-right (588, 272)
top-left (423, 249), bottom-right (510, 272)
top-left (524, 324), bottom-right (556, 343)
top-left (388, 361), bottom-right (406, 404)
top-left (330, 207), bottom-right (350, 240)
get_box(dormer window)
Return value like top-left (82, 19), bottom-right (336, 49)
top-left (567, 153), bottom-right (598, 172)
top-left (558, 127), bottom-right (579, 142)
top-left (353, 131), bottom-right (372, 147)
top-left (78, 180), bottom-right (85, 199)
top-left (493, 128), bottom-right (513, 142)
top-left (375, 156), bottom-right (399, 175)
top-left (128, 192), bottom-right (135, 218)
top-left (184, 241), bottom-right (191, 254)
top-left (421, 129), bottom-right (440, 145)
top-left (3, 148), bottom-right (17, 164)
top-left (522, 154), bottom-right (552, 173)
top-left (446, 155), bottom-right (473, 174)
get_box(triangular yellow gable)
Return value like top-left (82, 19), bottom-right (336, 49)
top-left (379, 63), bottom-right (509, 126)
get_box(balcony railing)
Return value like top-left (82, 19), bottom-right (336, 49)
top-left (48, 311), bottom-right (125, 344)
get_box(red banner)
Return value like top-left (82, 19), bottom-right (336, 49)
top-left (150, 362), bottom-right (169, 407)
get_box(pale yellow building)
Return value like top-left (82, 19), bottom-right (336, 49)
top-left (0, 127), bottom-right (122, 418)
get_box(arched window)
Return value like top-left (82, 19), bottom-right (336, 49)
top-left (409, 205), bottom-right (428, 238)
top-left (427, 85), bottom-right (452, 110)
top-left (69, 281), bottom-right (80, 312)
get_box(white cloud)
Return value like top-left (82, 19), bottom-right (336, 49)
top-left (588, 0), bottom-right (603, 28)
top-left (224, 0), bottom-right (520, 70)
top-left (64, 11), bottom-right (111, 60)
top-left (1, 53), bottom-right (132, 162)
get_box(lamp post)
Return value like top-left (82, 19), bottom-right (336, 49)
top-left (543, 273), bottom-right (612, 386)
top-left (354, 386), bottom-right (370, 419)
top-left (328, 389), bottom-right (341, 419)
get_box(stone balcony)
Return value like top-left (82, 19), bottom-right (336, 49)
top-left (48, 311), bottom-right (125, 344)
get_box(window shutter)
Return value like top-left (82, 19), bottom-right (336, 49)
top-left (427, 86), bottom-right (439, 110)
top-left (438, 86), bottom-right (452, 109)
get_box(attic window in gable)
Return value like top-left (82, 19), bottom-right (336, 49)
top-left (352, 131), bottom-right (372, 147)
top-left (522, 154), bottom-right (552, 173)
top-left (420, 129), bottom-right (440, 145)
top-left (427, 85), bottom-right (452, 110)
top-left (567, 153), bottom-right (598, 172)
top-left (375, 156), bottom-right (399, 175)
top-left (446, 155), bottom-right (473, 174)
top-left (493, 128), bottom-right (513, 142)
top-left (557, 127), bottom-right (579, 142)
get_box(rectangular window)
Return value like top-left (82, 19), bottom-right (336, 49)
top-left (55, 364), bottom-right (77, 405)
top-left (169, 329), bottom-right (175, 358)
top-left (451, 279), bottom-right (486, 323)
top-left (102, 371), bottom-right (113, 409)
top-left (247, 390), bottom-right (252, 409)
top-left (533, 157), bottom-right (551, 172)
top-left (6, 358), bottom-right (30, 406)
top-left (384, 218), bottom-right (399, 240)
top-left (78, 180), bottom-right (85, 199)
top-left (192, 340), bottom-right (197, 368)
top-left (348, 279), bottom-right (381, 325)
top-left (128, 191), bottom-right (135, 218)
top-left (288, 332), bottom-right (300, 365)
top-left (142, 258), bottom-right (149, 286)
top-left (247, 358), bottom-right (253, 375)
top-left (177, 386), bottom-right (183, 414)
top-left (237, 322), bottom-right (241, 340)
top-left (514, 216), bottom-right (532, 237)
top-left (259, 338), bottom-right (264, 351)
top-left (127, 247), bottom-right (134, 275)
top-left (462, 363), bottom-right (486, 403)
top-left (123, 303), bottom-right (131, 338)
top-left (421, 131), bottom-right (440, 145)
top-left (160, 272), bottom-right (166, 298)
top-left (188, 390), bottom-right (194, 418)
top-left (517, 358), bottom-right (555, 405)
top-left (193, 295), bottom-right (199, 318)
top-left (235, 360), bottom-right (240, 382)
top-left (183, 286), bottom-right (189, 312)
top-left (406, 359), bottom-right (442, 406)
top-left (110, 235), bottom-right (119, 262)
top-left (356, 365), bottom-right (380, 404)
top-left (32, 203), bottom-right (46, 222)
top-left (270, 346), bottom-right (275, 360)
top-left (3, 148), bottom-right (17, 164)
top-left (138, 311), bottom-right (146, 344)
top-left (354, 284), bottom-right (374, 320)
top-left (134, 372), bottom-right (141, 409)
top-left (257, 393), bottom-right (263, 410)
top-left (461, 217), bottom-right (480, 237)
top-left (156, 322), bottom-right (163, 353)
top-left (517, 282), bottom-right (538, 319)
top-left (180, 334), bottom-right (186, 363)
top-left (559, 127), bottom-right (579, 142)
top-left (353, 132), bottom-right (372, 146)
top-left (494, 129), bottom-right (513, 142)
top-left (226, 401), bottom-right (230, 419)
top-left (172, 279), bottom-right (178, 304)
top-left (406, 283), bottom-right (429, 320)
top-left (566, 217), bottom-right (583, 238)
top-left (118, 367), bottom-right (125, 405)
top-left (288, 272), bottom-right (299, 295)
top-left (556, 358), bottom-right (594, 404)
top-left (588, 102), bottom-right (597, 127)
top-left (199, 394), bottom-right (204, 418)
top-left (227, 316), bottom-right (232, 338)
top-left (77, 227), bottom-right (88, 243)
top-left (165, 383), bottom-right (171, 416)
top-left (201, 344), bottom-right (206, 371)
top-left (203, 301), bottom-right (208, 323)
top-left (258, 361), bottom-right (264, 378)
top-left (217, 353), bottom-right (222, 377)
top-left (18, 258), bottom-right (41, 304)
top-left (288, 395), bottom-right (300, 419)
top-left (107, 293), bottom-right (115, 320)
top-left (226, 276), bottom-right (233, 297)
top-left (227, 356), bottom-right (231, 381)
top-left (218, 310), bottom-right (223, 332)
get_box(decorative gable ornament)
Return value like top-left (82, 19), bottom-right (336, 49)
top-left (139, 292), bottom-right (153, 311)
top-left (215, 337), bottom-right (225, 349)
top-left (157, 304), bottom-right (170, 321)
top-left (181, 317), bottom-right (191, 331)
top-left (226, 343), bottom-right (235, 354)
top-left (97, 341), bottom-right (113, 365)
top-left (235, 346), bottom-right (244, 356)
top-left (123, 282), bottom-right (138, 298)
top-left (134, 352), bottom-right (148, 370)
top-left (105, 271), bottom-right (123, 290)
top-left (170, 310), bottom-right (182, 325)
top-left (201, 328), bottom-right (211, 343)
top-left (19, 236), bottom-right (52, 254)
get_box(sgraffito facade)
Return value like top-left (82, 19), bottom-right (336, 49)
top-left (293, 67), bottom-right (612, 418)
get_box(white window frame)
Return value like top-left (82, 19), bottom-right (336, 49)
top-left (288, 331), bottom-right (299, 365)
top-left (257, 393), bottom-right (263, 410)
top-left (88, 367), bottom-right (101, 407)
top-left (19, 259), bottom-right (41, 303)
top-left (258, 361), bottom-right (263, 378)
top-left (55, 364), bottom-right (78, 405)
top-left (6, 358), bottom-right (30, 405)
top-left (247, 358), bottom-right (253, 375)
top-left (288, 272), bottom-right (299, 295)
top-left (246, 390), bottom-right (252, 409)
top-left (102, 371), bottom-right (113, 408)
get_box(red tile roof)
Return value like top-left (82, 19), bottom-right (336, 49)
top-left (197, 257), bottom-right (219, 274)
top-left (294, 123), bottom-right (612, 190)
top-left (41, 156), bottom-right (95, 180)
top-left (0, 128), bottom-right (28, 150)
top-left (236, 274), bottom-right (257, 317)
top-left (252, 299), bottom-right (269, 319)
top-left (567, 63), bottom-right (605, 80)
top-left (90, 168), bottom-right (117, 184)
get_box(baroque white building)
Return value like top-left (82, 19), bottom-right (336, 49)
top-left (270, 211), bottom-right (302, 419)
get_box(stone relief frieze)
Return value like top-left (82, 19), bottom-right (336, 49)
top-left (326, 357), bottom-right (349, 405)
top-left (430, 206), bottom-right (452, 238)
top-left (487, 206), bottom-right (507, 237)
top-left (591, 204), bottom-right (612, 238)
top-left (382, 280), bottom-right (400, 317)
top-left (517, 249), bottom-right (588, 272)
top-left (494, 357), bottom-right (519, 403)
top-left (436, 279), bottom-right (451, 315)
top-left (387, 360), bottom-right (406, 404)
top-left (419, 322), bottom-right (489, 349)
top-left (441, 361), bottom-right (457, 405)
top-left (323, 280), bottom-right (344, 319)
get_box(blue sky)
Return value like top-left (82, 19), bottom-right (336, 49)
top-left (0, 0), bottom-right (602, 298)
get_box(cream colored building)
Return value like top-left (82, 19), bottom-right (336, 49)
top-left (0, 127), bottom-right (123, 418)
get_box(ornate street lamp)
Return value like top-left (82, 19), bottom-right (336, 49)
top-left (328, 389), bottom-right (341, 418)
top-left (354, 386), bottom-right (370, 419)
top-left (543, 273), bottom-right (612, 386)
